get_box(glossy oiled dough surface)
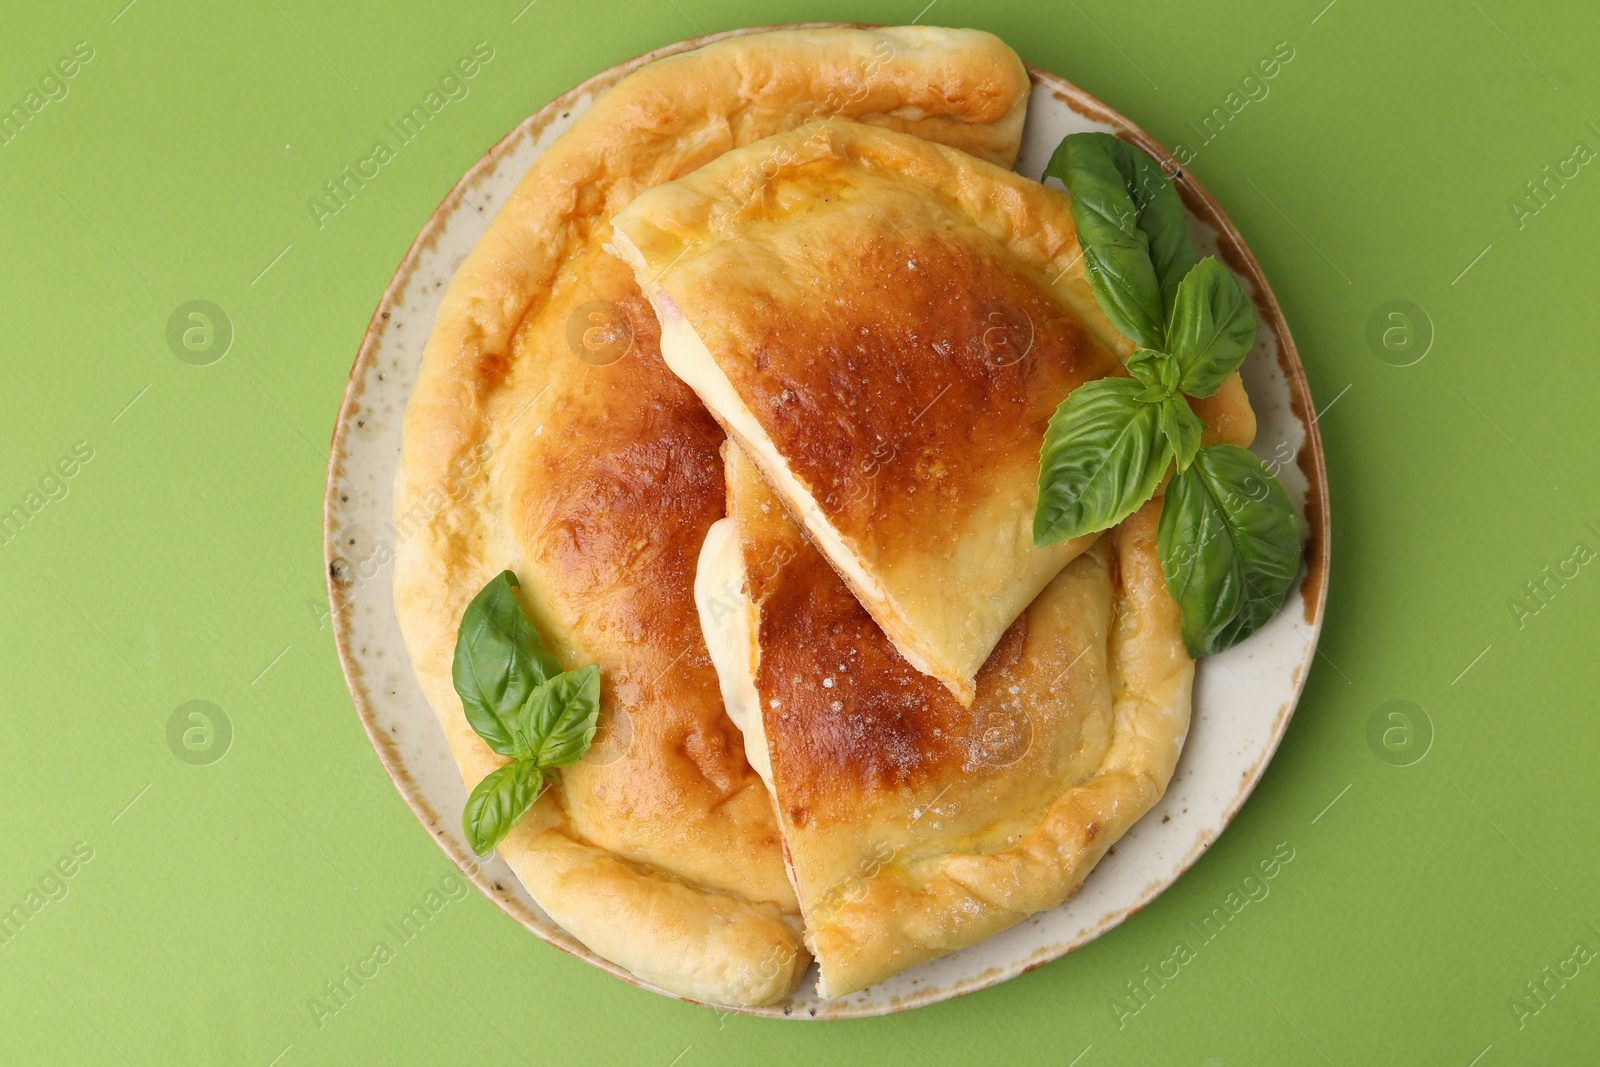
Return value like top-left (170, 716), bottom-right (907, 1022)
top-left (723, 446), bottom-right (1193, 997)
top-left (613, 121), bottom-right (1254, 705)
top-left (392, 27), bottom-right (1032, 1007)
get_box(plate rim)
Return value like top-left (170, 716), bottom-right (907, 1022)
top-left (323, 22), bottom-right (1330, 1020)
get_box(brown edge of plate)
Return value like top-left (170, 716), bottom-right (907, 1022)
top-left (323, 23), bottom-right (1331, 1019)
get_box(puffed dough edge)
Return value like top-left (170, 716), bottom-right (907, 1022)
top-left (499, 803), bottom-right (810, 1007)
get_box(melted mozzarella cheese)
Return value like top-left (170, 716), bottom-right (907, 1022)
top-left (693, 517), bottom-right (773, 787)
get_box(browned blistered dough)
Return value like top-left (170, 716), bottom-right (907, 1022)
top-left (613, 120), bottom-right (1252, 706)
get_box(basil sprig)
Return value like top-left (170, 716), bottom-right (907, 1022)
top-left (452, 571), bottom-right (601, 855)
top-left (1036, 133), bottom-right (1300, 657)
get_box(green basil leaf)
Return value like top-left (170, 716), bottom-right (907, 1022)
top-left (1127, 348), bottom-right (1180, 401)
top-left (1044, 133), bottom-right (1196, 349)
top-left (1157, 445), bottom-right (1301, 657)
top-left (1034, 377), bottom-right (1171, 546)
top-left (1166, 257), bottom-right (1256, 398)
top-left (515, 664), bottom-right (602, 769)
top-left (452, 570), bottom-right (562, 758)
top-left (462, 761), bottom-right (545, 856)
top-left (1160, 397), bottom-right (1204, 472)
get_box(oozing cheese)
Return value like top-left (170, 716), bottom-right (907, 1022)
top-left (693, 517), bottom-right (773, 787)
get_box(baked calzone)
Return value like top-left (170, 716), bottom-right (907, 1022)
top-left (393, 27), bottom-right (1032, 1007)
top-left (612, 121), bottom-right (1255, 705)
top-left (698, 445), bottom-right (1192, 997)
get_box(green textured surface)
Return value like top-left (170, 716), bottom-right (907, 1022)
top-left (3, 1), bottom-right (1596, 1063)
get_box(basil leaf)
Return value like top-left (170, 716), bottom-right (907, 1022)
top-left (462, 761), bottom-right (545, 856)
top-left (1160, 397), bottom-right (1204, 472)
top-left (1166, 257), bottom-right (1256, 398)
top-left (1044, 133), bottom-right (1195, 349)
top-left (1127, 348), bottom-right (1180, 401)
top-left (1034, 377), bottom-right (1171, 546)
top-left (1157, 445), bottom-right (1301, 657)
top-left (515, 664), bottom-right (602, 769)
top-left (452, 570), bottom-right (562, 757)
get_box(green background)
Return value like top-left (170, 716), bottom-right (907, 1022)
top-left (2, 0), bottom-right (1595, 1062)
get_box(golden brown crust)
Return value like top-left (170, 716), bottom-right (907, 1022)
top-left (724, 446), bottom-right (1190, 996)
top-left (613, 121), bottom-right (1251, 708)
top-left (394, 27), bottom-right (1032, 1007)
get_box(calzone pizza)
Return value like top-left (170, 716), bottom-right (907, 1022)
top-left (698, 445), bottom-right (1192, 996)
top-left (611, 120), bottom-right (1255, 704)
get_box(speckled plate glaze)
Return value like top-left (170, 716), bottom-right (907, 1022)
top-left (324, 24), bottom-right (1330, 1020)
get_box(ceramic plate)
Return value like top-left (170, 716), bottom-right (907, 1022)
top-left (323, 23), bottom-right (1330, 1020)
